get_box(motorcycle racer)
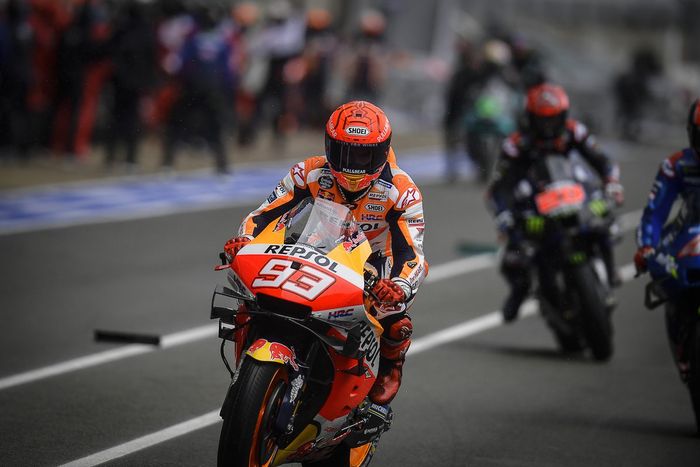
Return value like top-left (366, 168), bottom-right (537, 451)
top-left (224, 100), bottom-right (427, 406)
top-left (487, 83), bottom-right (623, 322)
top-left (635, 99), bottom-right (700, 272)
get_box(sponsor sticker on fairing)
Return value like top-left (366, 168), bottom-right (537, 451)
top-left (326, 308), bottom-right (354, 319)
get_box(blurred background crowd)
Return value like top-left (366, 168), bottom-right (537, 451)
top-left (0, 0), bottom-right (699, 179)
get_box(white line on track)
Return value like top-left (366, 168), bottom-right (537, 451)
top-left (59, 411), bottom-right (222, 467)
top-left (0, 324), bottom-right (217, 391)
top-left (61, 260), bottom-right (641, 466)
top-left (0, 209), bottom-right (643, 392)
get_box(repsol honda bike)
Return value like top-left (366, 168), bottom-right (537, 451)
top-left (211, 197), bottom-right (390, 466)
top-left (641, 201), bottom-right (700, 433)
top-left (513, 154), bottom-right (615, 361)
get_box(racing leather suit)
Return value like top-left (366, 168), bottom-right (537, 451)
top-left (238, 148), bottom-right (427, 403)
top-left (487, 119), bottom-right (621, 320)
top-left (637, 148), bottom-right (700, 361)
top-left (638, 148), bottom-right (700, 248)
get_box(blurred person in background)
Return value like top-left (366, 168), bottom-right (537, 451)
top-left (443, 16), bottom-right (521, 183)
top-left (0, 0), bottom-right (34, 161)
top-left (104, 0), bottom-right (157, 171)
top-left (26, 0), bottom-right (70, 154)
top-left (224, 100), bottom-right (427, 407)
top-left (150, 0), bottom-right (192, 129)
top-left (292, 7), bottom-right (336, 129)
top-left (344, 9), bottom-right (388, 103)
top-left (508, 34), bottom-right (546, 91)
top-left (51, 0), bottom-right (111, 161)
top-left (462, 39), bottom-right (519, 182)
top-left (243, 0), bottom-right (305, 147)
top-left (613, 47), bottom-right (663, 142)
top-left (162, 5), bottom-right (235, 175)
top-left (230, 1), bottom-right (259, 146)
top-left (487, 83), bottom-right (624, 323)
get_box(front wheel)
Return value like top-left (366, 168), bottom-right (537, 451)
top-left (571, 264), bottom-right (613, 361)
top-left (688, 319), bottom-right (700, 434)
top-left (218, 360), bottom-right (288, 466)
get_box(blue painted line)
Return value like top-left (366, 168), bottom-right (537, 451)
top-left (0, 149), bottom-right (473, 234)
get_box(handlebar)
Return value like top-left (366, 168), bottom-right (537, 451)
top-left (214, 252), bottom-right (231, 271)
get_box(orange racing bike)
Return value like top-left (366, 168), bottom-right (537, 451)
top-left (211, 198), bottom-right (390, 466)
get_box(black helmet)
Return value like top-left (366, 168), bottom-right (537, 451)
top-left (688, 98), bottom-right (700, 154)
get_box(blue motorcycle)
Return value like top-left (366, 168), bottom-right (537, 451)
top-left (642, 210), bottom-right (700, 433)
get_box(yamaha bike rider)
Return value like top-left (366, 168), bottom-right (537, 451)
top-left (487, 83), bottom-right (624, 323)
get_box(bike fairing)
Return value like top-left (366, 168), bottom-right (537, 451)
top-left (215, 199), bottom-right (391, 465)
top-left (487, 119), bottom-right (622, 318)
top-left (488, 119), bottom-right (620, 217)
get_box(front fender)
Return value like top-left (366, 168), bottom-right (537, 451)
top-left (246, 338), bottom-right (300, 371)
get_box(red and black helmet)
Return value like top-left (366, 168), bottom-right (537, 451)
top-left (325, 100), bottom-right (392, 193)
top-left (688, 98), bottom-right (700, 154)
top-left (526, 83), bottom-right (570, 141)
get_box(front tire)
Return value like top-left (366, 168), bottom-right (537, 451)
top-left (571, 264), bottom-right (613, 361)
top-left (218, 360), bottom-right (288, 466)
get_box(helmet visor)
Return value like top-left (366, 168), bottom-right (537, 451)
top-left (325, 137), bottom-right (390, 175)
top-left (531, 113), bottom-right (566, 140)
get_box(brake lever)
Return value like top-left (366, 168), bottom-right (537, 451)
top-left (214, 252), bottom-right (231, 271)
top-left (364, 272), bottom-right (381, 303)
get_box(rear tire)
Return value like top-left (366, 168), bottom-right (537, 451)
top-left (571, 264), bottom-right (613, 361)
top-left (552, 328), bottom-right (585, 354)
top-left (688, 319), bottom-right (700, 434)
top-left (218, 360), bottom-right (287, 466)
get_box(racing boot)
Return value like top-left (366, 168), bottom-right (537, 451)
top-left (599, 236), bottom-right (622, 288)
top-left (500, 242), bottom-right (532, 323)
top-left (369, 315), bottom-right (412, 405)
top-left (502, 280), bottom-right (529, 323)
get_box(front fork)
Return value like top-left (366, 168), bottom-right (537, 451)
top-left (271, 340), bottom-right (323, 447)
top-left (664, 301), bottom-right (698, 382)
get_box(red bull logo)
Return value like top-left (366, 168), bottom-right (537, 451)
top-left (246, 339), bottom-right (299, 371)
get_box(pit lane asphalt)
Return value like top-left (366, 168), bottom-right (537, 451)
top-left (1, 138), bottom-right (700, 466)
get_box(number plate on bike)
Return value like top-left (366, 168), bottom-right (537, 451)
top-left (535, 182), bottom-right (585, 217)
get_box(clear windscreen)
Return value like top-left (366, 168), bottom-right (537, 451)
top-left (543, 155), bottom-right (575, 182)
top-left (284, 197), bottom-right (367, 252)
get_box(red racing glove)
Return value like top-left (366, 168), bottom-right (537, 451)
top-left (371, 279), bottom-right (407, 307)
top-left (224, 236), bottom-right (251, 260)
top-left (634, 246), bottom-right (655, 273)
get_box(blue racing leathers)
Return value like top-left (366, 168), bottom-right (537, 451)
top-left (637, 148), bottom-right (700, 249)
